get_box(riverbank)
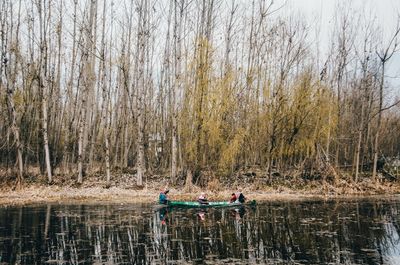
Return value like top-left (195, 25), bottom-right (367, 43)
top-left (1, 166), bottom-right (399, 205)
top-left (1, 179), bottom-right (399, 206)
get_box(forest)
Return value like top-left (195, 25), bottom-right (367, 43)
top-left (1, 0), bottom-right (400, 192)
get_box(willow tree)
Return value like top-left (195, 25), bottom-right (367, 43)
top-left (179, 0), bottom-right (216, 187)
top-left (284, 71), bottom-right (316, 163)
top-left (180, 37), bottom-right (214, 186)
top-left (266, 18), bottom-right (308, 181)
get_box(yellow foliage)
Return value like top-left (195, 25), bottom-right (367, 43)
top-left (219, 128), bottom-right (246, 172)
top-left (179, 37), bottom-right (243, 170)
top-left (178, 37), bottom-right (341, 174)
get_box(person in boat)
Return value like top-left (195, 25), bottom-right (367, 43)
top-left (159, 188), bottom-right (170, 204)
top-left (237, 192), bottom-right (246, 203)
top-left (230, 193), bottom-right (237, 203)
top-left (198, 192), bottom-right (209, 205)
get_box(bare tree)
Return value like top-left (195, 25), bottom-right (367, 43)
top-left (171, 0), bottom-right (187, 185)
top-left (353, 18), bottom-right (376, 183)
top-left (77, 0), bottom-right (98, 184)
top-left (373, 19), bottom-right (400, 181)
top-left (98, 0), bottom-right (111, 186)
top-left (36, 0), bottom-right (53, 183)
top-left (134, 0), bottom-right (154, 186)
top-left (1, 0), bottom-right (24, 186)
top-left (332, 9), bottom-right (354, 169)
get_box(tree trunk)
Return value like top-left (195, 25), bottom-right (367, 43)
top-left (354, 112), bottom-right (363, 183)
top-left (137, 108), bottom-right (145, 186)
top-left (37, 0), bottom-right (53, 183)
top-left (135, 0), bottom-right (150, 187)
top-left (99, 0), bottom-right (111, 187)
top-left (42, 83), bottom-right (52, 183)
top-left (372, 63), bottom-right (384, 181)
top-left (77, 0), bottom-right (97, 184)
top-left (171, 0), bottom-right (184, 185)
top-left (354, 54), bottom-right (369, 183)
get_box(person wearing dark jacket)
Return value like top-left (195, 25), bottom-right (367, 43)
top-left (237, 192), bottom-right (246, 203)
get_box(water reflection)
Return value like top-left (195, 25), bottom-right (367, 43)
top-left (0, 199), bottom-right (399, 264)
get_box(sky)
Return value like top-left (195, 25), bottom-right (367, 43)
top-left (282, 0), bottom-right (400, 90)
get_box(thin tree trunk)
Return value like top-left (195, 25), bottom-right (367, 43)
top-left (354, 107), bottom-right (364, 183)
top-left (372, 63), bottom-right (384, 181)
top-left (61, 0), bottom-right (77, 174)
top-left (42, 83), bottom-right (52, 182)
top-left (137, 101), bottom-right (145, 186)
top-left (135, 0), bottom-right (150, 187)
top-left (354, 57), bottom-right (369, 183)
top-left (78, 0), bottom-right (97, 184)
top-left (100, 0), bottom-right (111, 187)
top-left (37, 0), bottom-right (53, 183)
top-left (171, 0), bottom-right (184, 185)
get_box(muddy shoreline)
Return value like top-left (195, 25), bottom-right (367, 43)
top-left (1, 184), bottom-right (399, 206)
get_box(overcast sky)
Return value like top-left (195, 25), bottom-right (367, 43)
top-left (281, 0), bottom-right (400, 89)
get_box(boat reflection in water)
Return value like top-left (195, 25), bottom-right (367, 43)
top-left (0, 199), bottom-right (400, 264)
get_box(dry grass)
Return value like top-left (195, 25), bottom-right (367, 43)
top-left (1, 179), bottom-right (399, 206)
top-left (0, 185), bottom-right (318, 206)
top-left (0, 167), bottom-right (399, 206)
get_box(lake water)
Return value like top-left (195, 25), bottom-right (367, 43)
top-left (0, 198), bottom-right (400, 264)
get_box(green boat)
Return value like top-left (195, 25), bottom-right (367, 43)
top-left (162, 200), bottom-right (256, 208)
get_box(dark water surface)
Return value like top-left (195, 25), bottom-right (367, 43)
top-left (1, 198), bottom-right (400, 264)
